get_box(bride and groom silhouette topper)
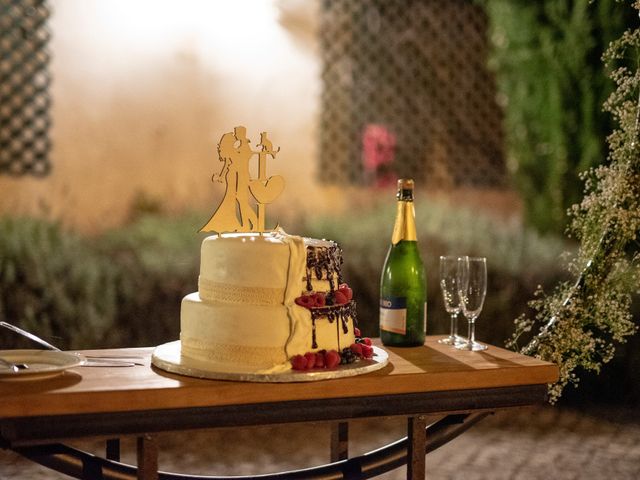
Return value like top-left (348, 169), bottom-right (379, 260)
top-left (201, 126), bottom-right (285, 234)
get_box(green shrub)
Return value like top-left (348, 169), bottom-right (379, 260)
top-left (0, 214), bottom-right (203, 349)
top-left (6, 204), bottom-right (567, 350)
top-left (0, 206), bottom-right (576, 350)
top-left (0, 218), bottom-right (119, 349)
top-left (95, 212), bottom-right (203, 347)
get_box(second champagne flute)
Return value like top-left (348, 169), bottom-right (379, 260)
top-left (456, 256), bottom-right (488, 351)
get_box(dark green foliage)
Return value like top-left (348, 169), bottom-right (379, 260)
top-left (508, 1), bottom-right (640, 403)
top-left (95, 213), bottom-right (204, 347)
top-left (0, 218), bottom-right (120, 349)
top-left (0, 205), bottom-right (566, 350)
top-left (0, 214), bottom-right (202, 350)
top-left (484, 0), bottom-right (634, 234)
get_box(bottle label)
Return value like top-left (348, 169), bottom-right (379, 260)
top-left (379, 297), bottom-right (407, 335)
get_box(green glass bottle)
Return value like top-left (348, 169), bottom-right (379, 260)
top-left (379, 179), bottom-right (427, 347)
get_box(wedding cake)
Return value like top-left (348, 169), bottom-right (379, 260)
top-left (152, 127), bottom-right (381, 379)
top-left (180, 230), bottom-right (358, 373)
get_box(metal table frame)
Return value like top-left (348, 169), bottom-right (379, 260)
top-left (2, 384), bottom-right (547, 480)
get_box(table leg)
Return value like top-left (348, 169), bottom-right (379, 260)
top-left (407, 415), bottom-right (428, 479)
top-left (137, 434), bottom-right (158, 480)
top-left (106, 438), bottom-right (120, 461)
top-left (330, 421), bottom-right (349, 462)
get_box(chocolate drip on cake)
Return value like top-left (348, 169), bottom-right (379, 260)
top-left (305, 244), bottom-right (344, 292)
top-left (303, 241), bottom-right (355, 350)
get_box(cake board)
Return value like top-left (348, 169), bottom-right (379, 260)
top-left (152, 341), bottom-right (389, 383)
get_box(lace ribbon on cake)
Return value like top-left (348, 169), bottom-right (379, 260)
top-left (181, 334), bottom-right (286, 367)
top-left (199, 277), bottom-right (284, 306)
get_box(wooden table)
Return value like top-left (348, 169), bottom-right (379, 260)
top-left (0, 336), bottom-right (558, 480)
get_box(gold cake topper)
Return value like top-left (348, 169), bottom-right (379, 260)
top-left (201, 126), bottom-right (284, 233)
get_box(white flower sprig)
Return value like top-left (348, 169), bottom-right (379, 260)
top-left (508, 0), bottom-right (640, 403)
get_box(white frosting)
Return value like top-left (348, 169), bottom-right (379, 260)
top-left (199, 233), bottom-right (291, 292)
top-left (180, 293), bottom-right (290, 369)
top-left (180, 231), bottom-right (356, 373)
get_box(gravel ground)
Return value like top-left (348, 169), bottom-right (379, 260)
top-left (2, 404), bottom-right (640, 479)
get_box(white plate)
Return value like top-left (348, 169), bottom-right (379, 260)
top-left (0, 350), bottom-right (86, 381)
top-left (152, 340), bottom-right (389, 383)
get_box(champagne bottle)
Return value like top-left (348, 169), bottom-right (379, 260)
top-left (379, 179), bottom-right (427, 347)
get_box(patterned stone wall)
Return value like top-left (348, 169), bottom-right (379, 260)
top-left (319, 0), bottom-right (506, 189)
top-left (0, 0), bottom-right (51, 177)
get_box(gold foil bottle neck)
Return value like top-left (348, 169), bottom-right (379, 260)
top-left (391, 178), bottom-right (418, 245)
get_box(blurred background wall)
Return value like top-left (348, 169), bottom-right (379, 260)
top-left (0, 0), bottom-right (339, 232)
top-left (0, 0), bottom-right (519, 233)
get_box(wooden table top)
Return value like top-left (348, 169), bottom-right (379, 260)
top-left (0, 336), bottom-right (558, 419)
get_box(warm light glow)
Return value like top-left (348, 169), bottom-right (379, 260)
top-left (89, 0), bottom-right (289, 73)
top-left (42, 0), bottom-right (320, 232)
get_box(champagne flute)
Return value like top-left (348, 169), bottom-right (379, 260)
top-left (438, 255), bottom-right (464, 345)
top-left (455, 256), bottom-right (488, 351)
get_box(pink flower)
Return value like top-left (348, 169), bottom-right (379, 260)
top-left (362, 124), bottom-right (396, 187)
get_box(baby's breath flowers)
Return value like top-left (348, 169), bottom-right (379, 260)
top-left (508, 1), bottom-right (640, 403)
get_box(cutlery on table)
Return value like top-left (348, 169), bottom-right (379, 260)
top-left (0, 321), bottom-right (144, 367)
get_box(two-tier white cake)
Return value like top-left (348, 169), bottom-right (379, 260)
top-left (152, 127), bottom-right (387, 380)
top-left (180, 230), bottom-right (356, 373)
